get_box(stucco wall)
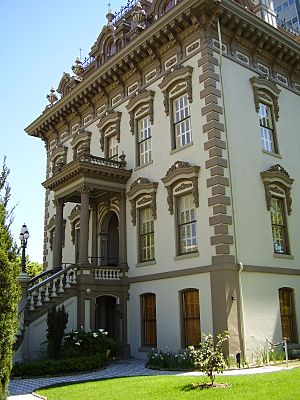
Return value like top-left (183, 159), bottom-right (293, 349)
top-left (128, 273), bottom-right (213, 359)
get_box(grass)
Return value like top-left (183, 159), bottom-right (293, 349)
top-left (37, 367), bottom-right (300, 400)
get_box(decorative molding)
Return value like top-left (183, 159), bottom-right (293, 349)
top-left (126, 177), bottom-right (158, 226)
top-left (250, 75), bottom-right (281, 121)
top-left (126, 90), bottom-right (155, 134)
top-left (260, 164), bottom-right (294, 215)
top-left (158, 65), bottom-right (193, 116)
top-left (70, 128), bottom-right (92, 159)
top-left (161, 161), bottom-right (200, 215)
top-left (97, 111), bottom-right (122, 151)
top-left (50, 145), bottom-right (68, 174)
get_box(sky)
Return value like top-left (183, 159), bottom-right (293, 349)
top-left (0, 0), bottom-right (126, 262)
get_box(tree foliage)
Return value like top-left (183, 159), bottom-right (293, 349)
top-left (189, 331), bottom-right (229, 385)
top-left (46, 305), bottom-right (68, 359)
top-left (0, 157), bottom-right (20, 400)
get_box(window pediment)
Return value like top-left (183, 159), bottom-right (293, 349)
top-left (126, 90), bottom-right (155, 134)
top-left (158, 65), bottom-right (193, 116)
top-left (50, 146), bottom-right (68, 173)
top-left (250, 74), bottom-right (281, 121)
top-left (161, 161), bottom-right (200, 215)
top-left (97, 111), bottom-right (122, 151)
top-left (70, 128), bottom-right (92, 159)
top-left (127, 177), bottom-right (158, 226)
top-left (260, 164), bottom-right (294, 215)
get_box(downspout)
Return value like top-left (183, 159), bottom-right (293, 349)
top-left (216, 16), bottom-right (246, 358)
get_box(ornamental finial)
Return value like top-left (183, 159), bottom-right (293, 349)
top-left (46, 86), bottom-right (58, 106)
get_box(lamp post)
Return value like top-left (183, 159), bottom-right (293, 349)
top-left (19, 223), bottom-right (29, 273)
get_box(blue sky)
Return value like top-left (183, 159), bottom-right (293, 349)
top-left (1, 0), bottom-right (125, 262)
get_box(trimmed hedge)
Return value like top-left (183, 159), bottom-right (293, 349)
top-left (11, 354), bottom-right (107, 378)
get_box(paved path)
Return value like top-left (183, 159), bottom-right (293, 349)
top-left (8, 359), bottom-right (292, 400)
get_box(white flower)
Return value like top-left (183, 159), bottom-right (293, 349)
top-left (103, 331), bottom-right (108, 335)
top-left (75, 342), bottom-right (81, 346)
top-left (98, 328), bottom-right (104, 333)
top-left (93, 333), bottom-right (98, 338)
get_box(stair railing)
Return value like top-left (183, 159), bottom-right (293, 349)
top-left (27, 263), bottom-right (77, 311)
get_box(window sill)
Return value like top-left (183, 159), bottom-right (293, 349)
top-left (174, 251), bottom-right (199, 261)
top-left (262, 149), bottom-right (282, 159)
top-left (134, 160), bottom-right (153, 171)
top-left (136, 260), bottom-right (157, 267)
top-left (170, 141), bottom-right (193, 155)
top-left (138, 346), bottom-right (157, 353)
top-left (273, 253), bottom-right (294, 260)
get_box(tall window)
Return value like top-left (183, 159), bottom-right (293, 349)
top-left (270, 197), bottom-right (289, 254)
top-left (259, 102), bottom-right (276, 153)
top-left (139, 207), bottom-right (155, 262)
top-left (177, 193), bottom-right (197, 255)
top-left (173, 94), bottom-right (192, 149)
top-left (108, 135), bottom-right (118, 161)
top-left (279, 288), bottom-right (296, 342)
top-left (141, 293), bottom-right (157, 346)
top-left (182, 289), bottom-right (200, 347)
top-left (138, 116), bottom-right (152, 166)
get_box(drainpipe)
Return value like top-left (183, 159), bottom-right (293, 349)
top-left (216, 17), bottom-right (246, 358)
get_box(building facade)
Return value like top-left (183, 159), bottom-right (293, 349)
top-left (21, 0), bottom-right (300, 361)
top-left (274, 0), bottom-right (300, 31)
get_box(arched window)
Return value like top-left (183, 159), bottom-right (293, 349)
top-left (106, 38), bottom-right (116, 59)
top-left (141, 293), bottom-right (157, 346)
top-left (162, 0), bottom-right (175, 15)
top-left (181, 289), bottom-right (200, 347)
top-left (279, 288), bottom-right (297, 342)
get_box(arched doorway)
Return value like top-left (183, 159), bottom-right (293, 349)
top-left (95, 295), bottom-right (119, 342)
top-left (101, 212), bottom-right (119, 266)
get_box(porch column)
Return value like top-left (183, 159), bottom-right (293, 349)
top-left (91, 203), bottom-right (98, 267)
top-left (118, 191), bottom-right (127, 269)
top-left (53, 198), bottom-right (64, 268)
top-left (78, 186), bottom-right (90, 265)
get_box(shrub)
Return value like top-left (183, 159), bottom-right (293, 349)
top-left (47, 305), bottom-right (68, 359)
top-left (11, 353), bottom-right (107, 378)
top-left (189, 331), bottom-right (229, 385)
top-left (62, 328), bottom-right (116, 359)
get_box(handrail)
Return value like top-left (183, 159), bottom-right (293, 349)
top-left (29, 269), bottom-right (54, 285)
top-left (28, 263), bottom-right (75, 294)
top-left (78, 153), bottom-right (125, 169)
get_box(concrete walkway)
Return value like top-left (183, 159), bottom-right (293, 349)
top-left (8, 359), bottom-right (293, 400)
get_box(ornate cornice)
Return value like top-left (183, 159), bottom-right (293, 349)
top-left (250, 75), bottom-right (281, 120)
top-left (158, 65), bottom-right (193, 116)
top-left (43, 154), bottom-right (132, 192)
top-left (126, 177), bottom-right (158, 226)
top-left (25, 0), bottom-right (300, 140)
top-left (260, 164), bottom-right (294, 215)
top-left (126, 89), bottom-right (155, 134)
top-left (161, 161), bottom-right (200, 215)
top-left (97, 111), bottom-right (122, 151)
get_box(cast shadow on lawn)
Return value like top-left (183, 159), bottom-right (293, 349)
top-left (181, 382), bottom-right (231, 391)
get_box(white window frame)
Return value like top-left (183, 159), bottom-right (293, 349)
top-left (173, 94), bottom-right (192, 149)
top-left (139, 206), bottom-right (155, 262)
top-left (137, 116), bottom-right (152, 166)
top-left (177, 193), bottom-right (197, 255)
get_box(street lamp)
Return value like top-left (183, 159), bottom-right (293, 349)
top-left (19, 223), bottom-right (29, 273)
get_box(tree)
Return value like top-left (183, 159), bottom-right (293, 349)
top-left (46, 305), bottom-right (68, 359)
top-left (16, 255), bottom-right (43, 278)
top-left (0, 158), bottom-right (20, 400)
top-left (189, 331), bottom-right (229, 386)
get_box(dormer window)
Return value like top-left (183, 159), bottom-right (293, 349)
top-left (162, 0), bottom-right (175, 15)
top-left (106, 38), bottom-right (116, 59)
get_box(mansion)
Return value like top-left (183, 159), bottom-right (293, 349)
top-left (20, 0), bottom-right (300, 360)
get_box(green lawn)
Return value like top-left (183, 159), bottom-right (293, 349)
top-left (37, 367), bottom-right (300, 400)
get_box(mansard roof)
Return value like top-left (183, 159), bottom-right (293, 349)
top-left (25, 0), bottom-right (300, 140)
